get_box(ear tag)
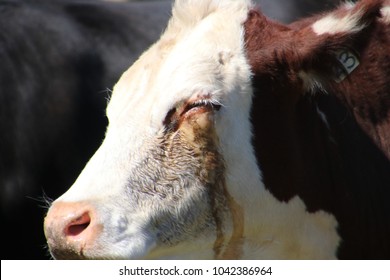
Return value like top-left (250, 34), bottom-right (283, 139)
top-left (333, 49), bottom-right (360, 83)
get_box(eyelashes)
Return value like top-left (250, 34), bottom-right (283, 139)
top-left (182, 99), bottom-right (222, 115)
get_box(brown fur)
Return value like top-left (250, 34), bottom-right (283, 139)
top-left (244, 0), bottom-right (390, 258)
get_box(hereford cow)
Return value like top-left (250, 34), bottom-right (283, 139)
top-left (2, 0), bottom-right (339, 260)
top-left (44, 0), bottom-right (390, 259)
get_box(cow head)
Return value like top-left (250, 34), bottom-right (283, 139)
top-left (44, 0), bottom-right (384, 259)
top-left (44, 0), bottom-right (258, 259)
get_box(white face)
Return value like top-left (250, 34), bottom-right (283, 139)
top-left (45, 0), bottom-right (259, 259)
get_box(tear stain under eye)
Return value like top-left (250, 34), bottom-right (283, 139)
top-left (210, 177), bottom-right (245, 260)
top-left (219, 193), bottom-right (244, 259)
top-left (162, 102), bottom-right (244, 259)
top-left (200, 129), bottom-right (244, 260)
top-left (190, 111), bottom-right (244, 260)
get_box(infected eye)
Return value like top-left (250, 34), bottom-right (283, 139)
top-left (163, 99), bottom-right (221, 131)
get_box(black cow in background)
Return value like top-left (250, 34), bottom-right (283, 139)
top-left (0, 0), bottom-right (339, 259)
top-left (1, 0), bottom-right (172, 259)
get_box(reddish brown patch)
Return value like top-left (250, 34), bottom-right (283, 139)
top-left (243, 2), bottom-right (390, 259)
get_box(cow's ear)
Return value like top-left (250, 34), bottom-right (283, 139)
top-left (288, 0), bottom-right (382, 89)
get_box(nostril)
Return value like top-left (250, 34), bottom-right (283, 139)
top-left (65, 212), bottom-right (91, 237)
top-left (68, 223), bottom-right (90, 236)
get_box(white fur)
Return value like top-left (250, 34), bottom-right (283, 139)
top-left (381, 5), bottom-right (390, 23)
top-left (298, 70), bottom-right (326, 93)
top-left (51, 0), bottom-right (339, 259)
top-left (344, 1), bottom-right (356, 10)
top-left (312, 2), bottom-right (366, 35)
top-left (316, 106), bottom-right (330, 130)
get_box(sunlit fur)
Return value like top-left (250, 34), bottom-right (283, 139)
top-left (381, 3), bottom-right (390, 23)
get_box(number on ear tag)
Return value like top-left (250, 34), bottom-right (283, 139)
top-left (333, 49), bottom-right (360, 83)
